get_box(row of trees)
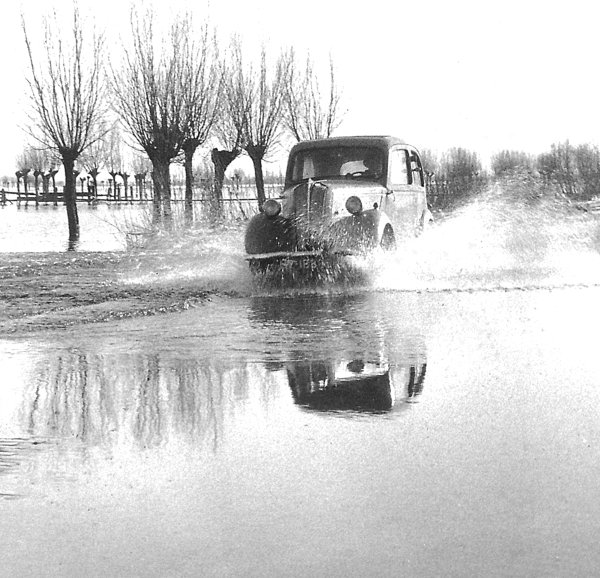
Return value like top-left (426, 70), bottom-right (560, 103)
top-left (22, 5), bottom-right (342, 244)
top-left (422, 147), bottom-right (486, 211)
top-left (490, 141), bottom-right (600, 203)
top-left (489, 140), bottom-right (600, 200)
top-left (15, 128), bottom-right (152, 199)
top-left (420, 140), bottom-right (600, 213)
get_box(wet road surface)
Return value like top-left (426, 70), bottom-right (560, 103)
top-left (2, 286), bottom-right (600, 577)
top-left (3, 193), bottom-right (600, 576)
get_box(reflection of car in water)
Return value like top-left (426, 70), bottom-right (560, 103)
top-left (287, 358), bottom-right (426, 412)
top-left (245, 135), bottom-right (432, 276)
top-left (249, 294), bottom-right (428, 413)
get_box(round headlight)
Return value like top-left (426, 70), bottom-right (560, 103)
top-left (345, 196), bottom-right (363, 215)
top-left (263, 199), bottom-right (281, 218)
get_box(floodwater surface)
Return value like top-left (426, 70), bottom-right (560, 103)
top-left (2, 188), bottom-right (600, 577)
top-left (0, 203), bottom-right (148, 251)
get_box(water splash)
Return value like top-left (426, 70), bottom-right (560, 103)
top-left (119, 180), bottom-right (600, 299)
top-left (121, 223), bottom-right (256, 295)
top-left (374, 181), bottom-right (600, 292)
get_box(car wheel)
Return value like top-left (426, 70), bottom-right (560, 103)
top-left (415, 210), bottom-right (434, 237)
top-left (380, 226), bottom-right (396, 250)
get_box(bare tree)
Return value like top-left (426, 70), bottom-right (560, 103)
top-left (22, 5), bottom-right (107, 246)
top-left (573, 143), bottom-right (600, 199)
top-left (105, 127), bottom-right (123, 200)
top-left (112, 10), bottom-right (190, 226)
top-left (30, 148), bottom-right (49, 202)
top-left (284, 51), bottom-right (343, 142)
top-left (537, 142), bottom-right (576, 196)
top-left (80, 136), bottom-right (106, 201)
top-left (491, 150), bottom-right (534, 176)
top-left (226, 39), bottom-right (291, 208)
top-left (132, 152), bottom-right (152, 199)
top-left (210, 55), bottom-right (245, 211)
top-left (15, 150), bottom-right (32, 203)
top-left (179, 19), bottom-right (221, 225)
top-left (16, 146), bottom-right (49, 205)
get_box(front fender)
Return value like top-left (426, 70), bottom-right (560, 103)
top-left (328, 209), bottom-right (392, 252)
top-left (244, 213), bottom-right (296, 255)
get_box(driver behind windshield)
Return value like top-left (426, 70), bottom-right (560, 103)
top-left (362, 151), bottom-right (383, 177)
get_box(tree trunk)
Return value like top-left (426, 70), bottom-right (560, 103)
top-left (23, 170), bottom-right (30, 206)
top-left (61, 155), bottom-right (80, 246)
top-left (119, 172), bottom-right (130, 202)
top-left (150, 158), bottom-right (171, 228)
top-left (89, 169), bottom-right (99, 203)
top-left (183, 146), bottom-right (195, 226)
top-left (49, 170), bottom-right (58, 206)
top-left (211, 148), bottom-right (240, 206)
top-left (135, 173), bottom-right (147, 200)
top-left (109, 172), bottom-right (119, 200)
top-left (249, 153), bottom-right (266, 209)
top-left (150, 170), bottom-right (160, 224)
top-left (34, 171), bottom-right (40, 206)
top-left (134, 175), bottom-right (141, 199)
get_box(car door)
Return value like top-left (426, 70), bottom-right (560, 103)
top-left (408, 149), bottom-right (427, 227)
top-left (382, 147), bottom-right (420, 238)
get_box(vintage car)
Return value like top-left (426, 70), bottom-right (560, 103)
top-left (244, 135), bottom-right (432, 273)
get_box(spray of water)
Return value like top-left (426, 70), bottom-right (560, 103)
top-left (119, 179), bottom-right (600, 299)
top-left (374, 180), bottom-right (600, 292)
top-left (120, 222), bottom-right (256, 295)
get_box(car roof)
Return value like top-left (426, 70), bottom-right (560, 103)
top-left (289, 135), bottom-right (411, 153)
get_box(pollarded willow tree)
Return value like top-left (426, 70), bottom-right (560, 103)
top-left (112, 10), bottom-right (191, 226)
top-left (15, 150), bottom-right (32, 198)
top-left (29, 147), bottom-right (51, 200)
top-left (284, 51), bottom-right (343, 142)
top-left (179, 19), bottom-right (221, 225)
top-left (132, 151), bottom-right (153, 199)
top-left (210, 55), bottom-right (245, 210)
top-left (16, 145), bottom-right (50, 203)
top-left (22, 5), bottom-right (107, 245)
top-left (225, 39), bottom-right (291, 208)
top-left (80, 134), bottom-right (107, 200)
top-left (105, 125), bottom-right (123, 200)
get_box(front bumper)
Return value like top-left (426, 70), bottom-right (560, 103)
top-left (245, 249), bottom-right (353, 263)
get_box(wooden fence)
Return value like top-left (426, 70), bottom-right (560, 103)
top-left (0, 182), bottom-right (284, 210)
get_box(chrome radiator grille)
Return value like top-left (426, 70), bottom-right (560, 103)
top-left (293, 182), bottom-right (328, 223)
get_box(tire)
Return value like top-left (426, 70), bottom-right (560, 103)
top-left (415, 210), bottom-right (434, 237)
top-left (380, 226), bottom-right (396, 250)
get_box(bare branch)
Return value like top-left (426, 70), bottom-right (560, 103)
top-left (284, 51), bottom-right (343, 141)
top-left (22, 5), bottom-right (107, 159)
top-left (21, 3), bottom-right (108, 242)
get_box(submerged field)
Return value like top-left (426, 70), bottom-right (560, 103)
top-left (0, 251), bottom-right (216, 333)
top-left (3, 184), bottom-right (600, 335)
top-left (3, 185), bottom-right (600, 576)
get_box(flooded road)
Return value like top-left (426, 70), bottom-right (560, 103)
top-left (2, 192), bottom-right (600, 576)
top-left (3, 288), bottom-right (600, 577)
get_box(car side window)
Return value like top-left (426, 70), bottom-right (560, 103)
top-left (389, 148), bottom-right (410, 187)
top-left (410, 152), bottom-right (424, 186)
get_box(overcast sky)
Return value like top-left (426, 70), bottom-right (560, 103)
top-left (2, 0), bottom-right (600, 176)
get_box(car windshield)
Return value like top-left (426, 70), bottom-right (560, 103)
top-left (289, 146), bottom-right (384, 184)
